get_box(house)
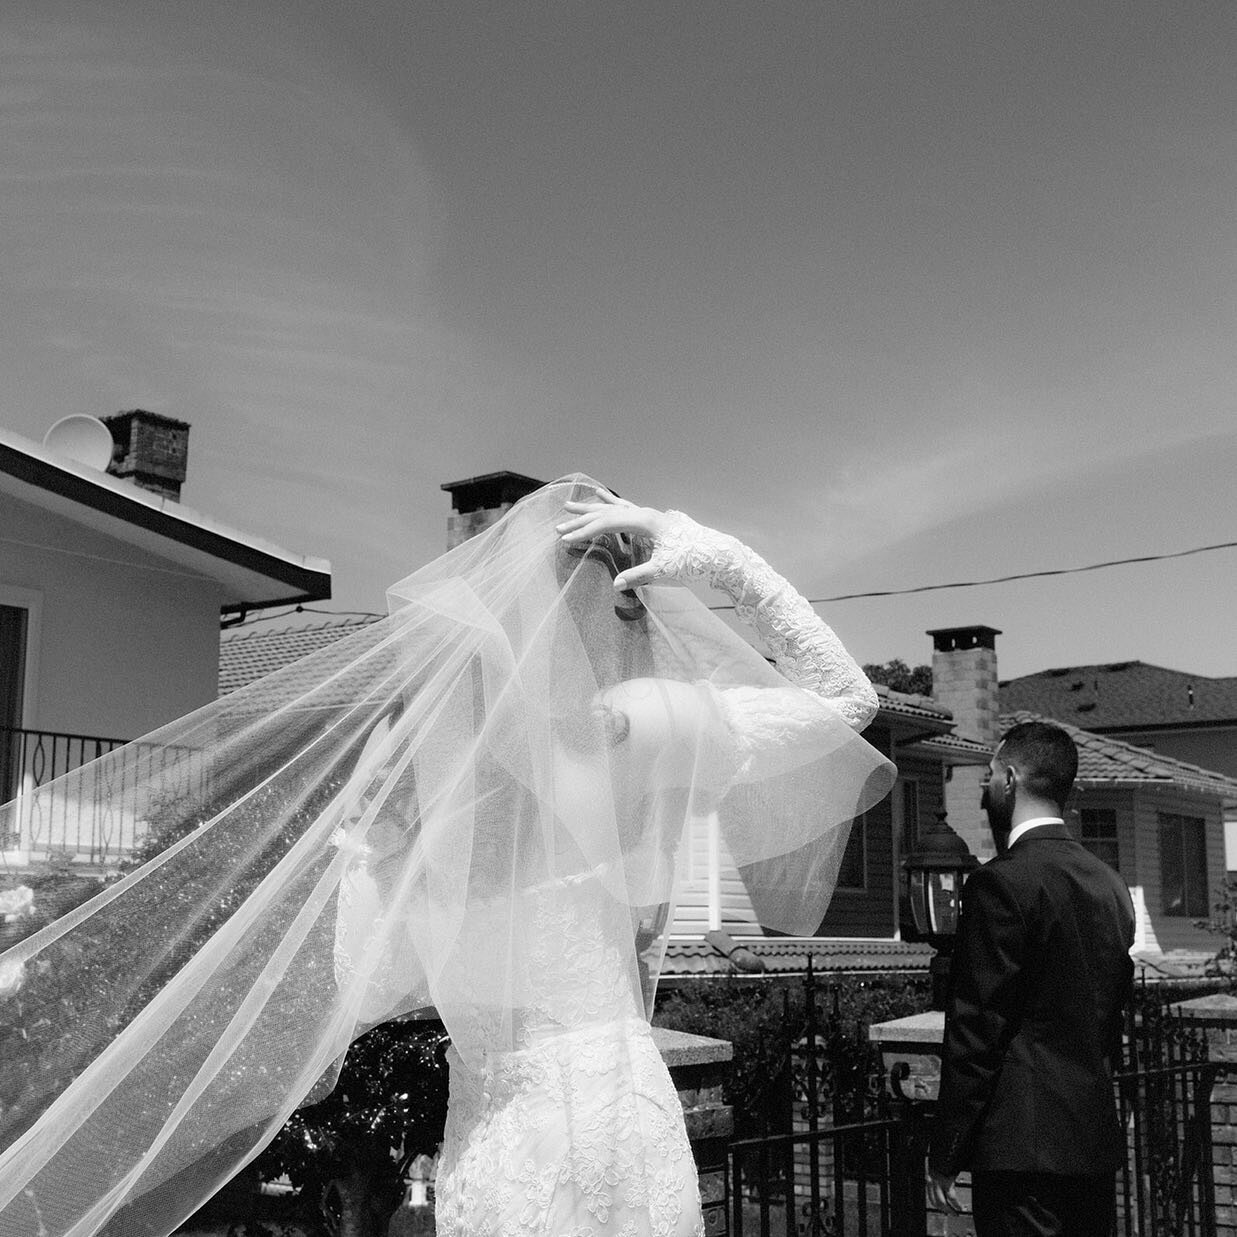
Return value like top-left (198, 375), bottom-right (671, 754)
top-left (1001, 660), bottom-right (1237, 870)
top-left (1002, 708), bottom-right (1237, 958)
top-left (0, 410), bottom-right (331, 871)
top-left (1000, 661), bottom-right (1237, 782)
top-left (668, 684), bottom-right (990, 943)
top-left (933, 626), bottom-right (1237, 962)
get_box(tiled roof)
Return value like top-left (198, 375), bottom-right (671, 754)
top-left (1002, 711), bottom-right (1237, 802)
top-left (219, 616), bottom-right (380, 695)
top-left (218, 624), bottom-right (966, 732)
top-left (872, 683), bottom-right (954, 726)
top-left (661, 937), bottom-right (933, 979)
top-left (1000, 661), bottom-right (1237, 729)
top-left (902, 731), bottom-right (992, 763)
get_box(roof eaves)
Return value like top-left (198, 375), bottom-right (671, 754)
top-left (0, 428), bottom-right (331, 612)
top-left (1001, 710), bottom-right (1237, 804)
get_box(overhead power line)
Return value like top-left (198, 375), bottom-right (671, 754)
top-left (711, 538), bottom-right (1237, 609)
top-left (220, 540), bottom-right (1237, 623)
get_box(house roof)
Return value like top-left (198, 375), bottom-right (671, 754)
top-left (217, 619), bottom-right (986, 750)
top-left (219, 616), bottom-right (382, 695)
top-left (872, 683), bottom-right (954, 725)
top-left (661, 937), bottom-right (932, 979)
top-left (1000, 661), bottom-right (1237, 731)
top-left (1002, 710), bottom-right (1237, 804)
top-left (0, 426), bottom-right (332, 616)
top-left (902, 730), bottom-right (994, 765)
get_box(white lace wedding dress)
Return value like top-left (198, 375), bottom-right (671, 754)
top-left (433, 512), bottom-right (879, 1237)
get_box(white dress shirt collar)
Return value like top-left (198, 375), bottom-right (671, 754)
top-left (1006, 816), bottom-right (1065, 849)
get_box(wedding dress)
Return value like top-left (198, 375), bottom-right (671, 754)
top-left (431, 509), bottom-right (885, 1237)
top-left (0, 479), bottom-right (893, 1237)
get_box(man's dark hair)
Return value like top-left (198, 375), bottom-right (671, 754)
top-left (997, 720), bottom-right (1078, 810)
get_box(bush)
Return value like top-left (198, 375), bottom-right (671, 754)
top-left (654, 973), bottom-right (930, 1136)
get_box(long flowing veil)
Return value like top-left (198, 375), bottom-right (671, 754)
top-left (0, 475), bottom-right (894, 1237)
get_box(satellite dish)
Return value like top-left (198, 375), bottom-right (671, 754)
top-left (43, 415), bottom-right (115, 471)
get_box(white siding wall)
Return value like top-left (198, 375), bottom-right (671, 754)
top-left (1131, 784), bottom-right (1226, 954)
top-left (672, 811), bottom-right (759, 937)
top-left (0, 491), bottom-right (224, 739)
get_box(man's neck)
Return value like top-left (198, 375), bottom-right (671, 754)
top-left (1006, 813), bottom-right (1064, 849)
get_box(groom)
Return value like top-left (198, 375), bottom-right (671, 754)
top-left (927, 720), bottom-right (1135, 1237)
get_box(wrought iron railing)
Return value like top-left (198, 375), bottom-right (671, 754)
top-left (0, 725), bottom-right (206, 868)
top-left (728, 965), bottom-right (1221, 1237)
top-left (726, 963), bottom-right (930, 1237)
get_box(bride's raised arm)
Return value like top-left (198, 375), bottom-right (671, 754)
top-left (643, 508), bottom-right (877, 728)
top-left (558, 495), bottom-right (879, 773)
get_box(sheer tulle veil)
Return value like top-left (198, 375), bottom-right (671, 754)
top-left (0, 475), bottom-right (893, 1237)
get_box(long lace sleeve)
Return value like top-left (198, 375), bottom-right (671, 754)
top-left (649, 510), bottom-right (879, 731)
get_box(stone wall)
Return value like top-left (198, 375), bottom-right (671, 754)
top-left (1173, 993), bottom-right (1237, 1236)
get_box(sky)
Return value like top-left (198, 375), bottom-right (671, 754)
top-left (2, 0), bottom-right (1234, 683)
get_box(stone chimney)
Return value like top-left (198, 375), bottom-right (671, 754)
top-left (928, 624), bottom-right (1002, 862)
top-left (441, 471), bottom-right (546, 548)
top-left (102, 410), bottom-right (190, 501)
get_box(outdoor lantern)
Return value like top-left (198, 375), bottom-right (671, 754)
top-left (903, 812), bottom-right (978, 1009)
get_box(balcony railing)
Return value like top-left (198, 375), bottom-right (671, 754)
top-left (0, 725), bottom-right (206, 870)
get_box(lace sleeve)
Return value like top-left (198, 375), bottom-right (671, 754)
top-left (649, 510), bottom-right (879, 733)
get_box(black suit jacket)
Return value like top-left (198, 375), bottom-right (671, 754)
top-left (929, 824), bottom-right (1136, 1177)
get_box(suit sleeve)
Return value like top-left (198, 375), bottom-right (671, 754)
top-left (929, 863), bottom-right (1028, 1177)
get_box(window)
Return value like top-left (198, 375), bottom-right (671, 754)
top-left (0, 603), bottom-right (28, 809)
top-left (1080, 808), bottom-right (1119, 872)
top-left (838, 812), bottom-right (867, 889)
top-left (898, 777), bottom-right (920, 859)
top-left (1159, 813), bottom-right (1208, 917)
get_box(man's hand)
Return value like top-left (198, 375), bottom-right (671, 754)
top-left (927, 1168), bottom-right (964, 1215)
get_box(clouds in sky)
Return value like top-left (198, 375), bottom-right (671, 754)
top-left (1, 0), bottom-right (1234, 678)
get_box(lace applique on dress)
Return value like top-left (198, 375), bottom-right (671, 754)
top-left (434, 880), bottom-right (704, 1237)
top-left (651, 510), bottom-right (878, 733)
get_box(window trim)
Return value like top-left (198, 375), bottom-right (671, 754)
top-left (0, 584), bottom-right (42, 730)
top-left (1158, 811), bottom-right (1208, 918)
top-left (1079, 806), bottom-right (1120, 873)
top-left (837, 810), bottom-right (868, 891)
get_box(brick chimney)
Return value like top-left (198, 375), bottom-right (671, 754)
top-left (928, 625), bottom-right (1002, 862)
top-left (102, 410), bottom-right (190, 501)
top-left (441, 471), bottom-right (546, 548)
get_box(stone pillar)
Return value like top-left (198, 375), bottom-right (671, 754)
top-left (440, 471), bottom-right (546, 549)
top-left (1172, 993), bottom-right (1237, 1236)
top-left (868, 1012), bottom-right (972, 1236)
top-left (653, 1026), bottom-right (734, 1237)
top-left (928, 626), bottom-right (1002, 864)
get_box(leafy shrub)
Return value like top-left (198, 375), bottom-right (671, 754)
top-left (654, 973), bottom-right (930, 1136)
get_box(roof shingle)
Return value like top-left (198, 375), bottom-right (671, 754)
top-left (219, 616), bottom-right (380, 695)
top-left (660, 937), bottom-right (933, 979)
top-left (1002, 710), bottom-right (1237, 802)
top-left (1000, 661), bottom-right (1237, 729)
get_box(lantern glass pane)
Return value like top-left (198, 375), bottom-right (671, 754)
top-left (927, 871), bottom-right (959, 936)
top-left (909, 869), bottom-right (929, 937)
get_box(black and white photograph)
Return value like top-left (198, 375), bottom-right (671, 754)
top-left (1, 4), bottom-right (1235, 1236)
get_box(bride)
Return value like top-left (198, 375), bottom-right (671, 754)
top-left (0, 476), bottom-right (893, 1237)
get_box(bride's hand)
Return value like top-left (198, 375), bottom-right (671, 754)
top-left (556, 494), bottom-right (672, 590)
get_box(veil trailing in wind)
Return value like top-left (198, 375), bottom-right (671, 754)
top-left (0, 475), bottom-right (894, 1237)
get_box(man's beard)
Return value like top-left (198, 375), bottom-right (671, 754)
top-left (981, 783), bottom-right (1014, 853)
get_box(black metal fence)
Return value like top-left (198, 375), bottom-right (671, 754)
top-left (728, 965), bottom-right (1221, 1237)
top-left (1116, 982), bottom-right (1220, 1237)
top-left (0, 725), bottom-right (206, 867)
top-left (726, 963), bottom-right (929, 1237)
